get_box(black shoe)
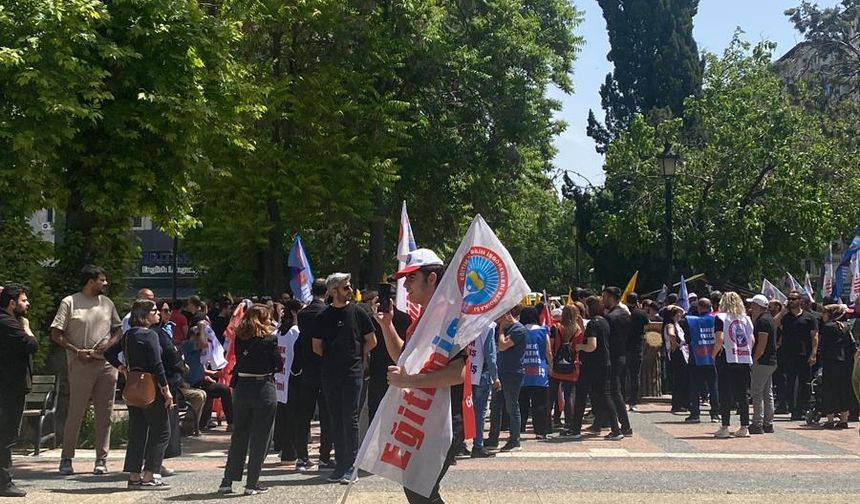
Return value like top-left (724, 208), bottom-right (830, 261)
top-left (470, 447), bottom-right (496, 458)
top-left (604, 432), bottom-right (624, 441)
top-left (139, 479), bottom-right (170, 490)
top-left (499, 441), bottom-right (521, 452)
top-left (217, 479), bottom-right (233, 494)
top-left (484, 442), bottom-right (499, 449)
top-left (763, 423), bottom-right (774, 433)
top-left (836, 422), bottom-right (849, 429)
top-left (58, 458), bottom-right (74, 475)
top-left (621, 428), bottom-right (633, 437)
top-left (586, 424), bottom-right (602, 434)
top-left (684, 416), bottom-right (701, 424)
top-left (748, 424), bottom-right (764, 435)
top-left (0, 483), bottom-right (26, 497)
top-left (456, 446), bottom-right (471, 457)
top-left (318, 458), bottom-right (337, 470)
top-left (244, 484), bottom-right (269, 495)
top-left (327, 471), bottom-right (345, 483)
top-left (93, 459), bottom-right (107, 475)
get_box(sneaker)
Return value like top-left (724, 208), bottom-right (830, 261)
top-left (586, 424), bottom-right (602, 434)
top-left (499, 441), bottom-right (521, 452)
top-left (139, 479), bottom-right (170, 490)
top-left (534, 434), bottom-right (547, 441)
top-left (748, 424), bottom-right (764, 435)
top-left (0, 483), bottom-right (27, 497)
top-left (684, 416), bottom-right (701, 424)
top-left (836, 422), bottom-right (849, 429)
top-left (621, 428), bottom-right (634, 437)
top-left (568, 433), bottom-right (583, 440)
top-left (483, 442), bottom-right (499, 450)
top-left (93, 459), bottom-right (107, 475)
top-left (318, 458), bottom-right (337, 470)
top-left (710, 416), bottom-right (722, 423)
top-left (127, 480), bottom-right (142, 490)
top-left (296, 458), bottom-right (315, 471)
top-left (714, 426), bottom-right (731, 439)
top-left (244, 484), bottom-right (269, 495)
top-left (217, 479), bottom-right (233, 494)
top-left (157, 465), bottom-right (175, 477)
top-left (630, 405), bottom-right (640, 412)
top-left (763, 423), bottom-right (774, 433)
top-left (58, 458), bottom-right (74, 475)
top-left (340, 468), bottom-right (357, 485)
top-left (457, 445), bottom-right (471, 457)
top-left (604, 432), bottom-right (624, 441)
top-left (327, 471), bottom-right (345, 483)
top-left (470, 447), bottom-right (496, 458)
top-left (734, 426), bottom-right (750, 438)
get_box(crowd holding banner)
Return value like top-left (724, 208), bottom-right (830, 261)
top-left (0, 207), bottom-right (859, 500)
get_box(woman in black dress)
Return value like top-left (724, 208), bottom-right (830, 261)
top-left (819, 304), bottom-right (853, 429)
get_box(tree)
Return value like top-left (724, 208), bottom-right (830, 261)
top-left (573, 38), bottom-right (858, 291)
top-left (586, 0), bottom-right (703, 153)
top-left (1, 0), bottom-right (249, 297)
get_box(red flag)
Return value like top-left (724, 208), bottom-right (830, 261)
top-left (539, 291), bottom-right (553, 327)
top-left (462, 356), bottom-right (476, 440)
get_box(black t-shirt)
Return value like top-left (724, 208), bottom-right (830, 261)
top-left (312, 303), bottom-right (375, 379)
top-left (210, 314), bottom-right (230, 344)
top-left (628, 308), bottom-right (650, 354)
top-left (582, 316), bottom-right (611, 370)
top-left (297, 300), bottom-right (326, 378)
top-left (368, 307), bottom-right (411, 380)
top-left (0, 312), bottom-right (38, 395)
top-left (605, 305), bottom-right (631, 359)
top-left (449, 349), bottom-right (467, 437)
top-left (781, 311), bottom-right (819, 357)
top-left (754, 313), bottom-right (777, 366)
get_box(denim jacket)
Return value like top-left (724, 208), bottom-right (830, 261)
top-left (479, 325), bottom-right (498, 387)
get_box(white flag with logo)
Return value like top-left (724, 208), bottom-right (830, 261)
top-left (355, 215), bottom-right (530, 497)
top-left (761, 278), bottom-right (787, 304)
top-left (851, 252), bottom-right (860, 304)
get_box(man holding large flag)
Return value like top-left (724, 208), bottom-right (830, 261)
top-left (363, 216), bottom-right (530, 502)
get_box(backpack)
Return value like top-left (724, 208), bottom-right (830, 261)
top-left (553, 341), bottom-right (575, 375)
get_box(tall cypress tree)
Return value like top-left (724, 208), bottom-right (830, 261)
top-left (587, 0), bottom-right (703, 153)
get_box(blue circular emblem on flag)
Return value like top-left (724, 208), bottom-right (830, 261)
top-left (458, 246), bottom-right (508, 314)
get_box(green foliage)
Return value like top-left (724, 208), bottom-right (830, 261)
top-left (586, 0), bottom-right (703, 153)
top-left (78, 406), bottom-right (128, 449)
top-left (578, 37), bottom-right (860, 291)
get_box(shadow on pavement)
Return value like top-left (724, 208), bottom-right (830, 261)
top-left (49, 487), bottom-right (129, 495)
top-left (164, 492), bottom-right (241, 501)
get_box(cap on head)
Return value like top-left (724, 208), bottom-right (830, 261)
top-left (745, 294), bottom-right (769, 309)
top-left (394, 248), bottom-right (444, 279)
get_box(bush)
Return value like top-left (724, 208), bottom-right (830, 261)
top-left (77, 406), bottom-right (129, 449)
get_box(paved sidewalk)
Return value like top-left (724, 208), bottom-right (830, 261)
top-left (5, 403), bottom-right (860, 503)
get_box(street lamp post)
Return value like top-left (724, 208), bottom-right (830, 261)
top-left (572, 224), bottom-right (580, 287)
top-left (659, 145), bottom-right (679, 285)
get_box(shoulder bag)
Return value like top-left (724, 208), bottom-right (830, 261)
top-left (122, 331), bottom-right (157, 408)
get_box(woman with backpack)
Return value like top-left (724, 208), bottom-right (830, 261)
top-left (819, 304), bottom-right (853, 429)
top-left (550, 304), bottom-right (584, 436)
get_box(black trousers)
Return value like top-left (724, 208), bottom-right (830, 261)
top-left (717, 363), bottom-right (750, 427)
top-left (298, 375), bottom-right (332, 461)
top-left (367, 376), bottom-right (388, 423)
top-left (197, 381), bottom-right (233, 427)
top-left (274, 375), bottom-right (307, 460)
top-left (571, 366), bottom-right (619, 435)
top-left (124, 393), bottom-right (170, 474)
top-left (321, 376), bottom-right (363, 473)
top-left (164, 383), bottom-right (181, 459)
top-left (626, 350), bottom-right (643, 405)
top-left (224, 378), bottom-right (277, 487)
top-left (670, 351), bottom-right (690, 411)
top-left (518, 386), bottom-right (549, 435)
top-left (0, 393), bottom-right (24, 486)
top-left (403, 414), bottom-right (464, 504)
top-left (610, 357), bottom-right (631, 431)
top-left (780, 353), bottom-right (813, 416)
top-left (688, 364), bottom-right (720, 419)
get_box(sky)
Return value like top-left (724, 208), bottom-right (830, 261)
top-left (550, 0), bottom-right (842, 188)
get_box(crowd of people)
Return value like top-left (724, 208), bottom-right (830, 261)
top-left (0, 260), bottom-right (858, 500)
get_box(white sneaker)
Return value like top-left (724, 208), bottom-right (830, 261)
top-left (714, 426), bottom-right (731, 439)
top-left (734, 426), bottom-right (750, 438)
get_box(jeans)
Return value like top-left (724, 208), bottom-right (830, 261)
top-left (197, 381), bottom-right (233, 427)
top-left (750, 363), bottom-right (776, 426)
top-left (519, 386), bottom-right (549, 436)
top-left (124, 393), bottom-right (170, 474)
top-left (224, 378), bottom-right (277, 487)
top-left (487, 373), bottom-right (524, 445)
top-left (298, 375), bottom-right (332, 461)
top-left (367, 376), bottom-right (389, 423)
top-left (548, 378), bottom-right (575, 430)
top-left (610, 357), bottom-right (631, 431)
top-left (688, 364), bottom-right (719, 419)
top-left (0, 393), bottom-right (24, 486)
top-left (718, 363), bottom-right (751, 427)
top-left (626, 350), bottom-right (643, 405)
top-left (472, 383), bottom-right (491, 448)
top-left (322, 375), bottom-right (363, 472)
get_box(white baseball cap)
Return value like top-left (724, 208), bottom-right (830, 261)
top-left (745, 294), bottom-right (769, 308)
top-left (394, 248), bottom-right (444, 279)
